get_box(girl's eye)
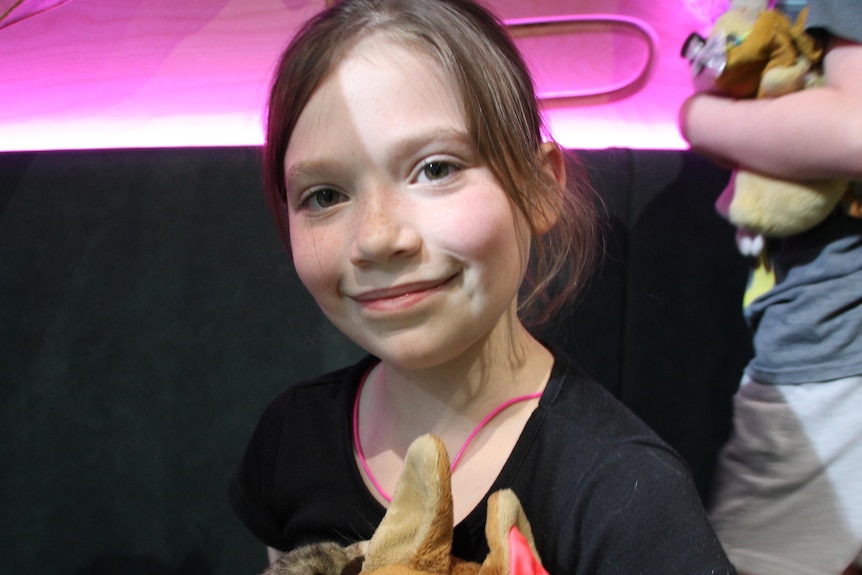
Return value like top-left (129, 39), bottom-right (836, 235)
top-left (417, 161), bottom-right (460, 183)
top-left (299, 188), bottom-right (347, 211)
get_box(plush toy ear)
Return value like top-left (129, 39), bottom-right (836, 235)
top-left (478, 490), bottom-right (547, 575)
top-left (788, 7), bottom-right (823, 64)
top-left (361, 435), bottom-right (454, 575)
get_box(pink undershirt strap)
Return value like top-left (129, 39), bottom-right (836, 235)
top-left (352, 369), bottom-right (542, 503)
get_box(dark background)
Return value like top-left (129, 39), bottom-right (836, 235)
top-left (0, 147), bottom-right (751, 574)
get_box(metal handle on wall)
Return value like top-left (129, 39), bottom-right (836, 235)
top-left (505, 14), bottom-right (659, 102)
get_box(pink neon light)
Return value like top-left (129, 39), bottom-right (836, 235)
top-left (0, 0), bottom-right (717, 152)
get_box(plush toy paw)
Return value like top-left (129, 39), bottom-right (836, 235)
top-left (759, 56), bottom-right (812, 97)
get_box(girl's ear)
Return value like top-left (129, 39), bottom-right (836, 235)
top-left (532, 142), bottom-right (567, 236)
top-left (540, 141), bottom-right (566, 189)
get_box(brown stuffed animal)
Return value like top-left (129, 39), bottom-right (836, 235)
top-left (708, 0), bottom-right (823, 98)
top-left (683, 0), bottom-right (854, 239)
top-left (263, 435), bottom-right (547, 575)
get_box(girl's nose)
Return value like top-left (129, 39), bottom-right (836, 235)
top-left (348, 187), bottom-right (421, 266)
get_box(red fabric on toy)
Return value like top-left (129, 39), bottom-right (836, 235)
top-left (509, 527), bottom-right (549, 575)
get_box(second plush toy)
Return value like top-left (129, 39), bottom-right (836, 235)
top-left (683, 0), bottom-right (852, 239)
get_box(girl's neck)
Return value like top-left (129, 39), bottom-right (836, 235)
top-left (355, 325), bottom-right (553, 517)
top-left (379, 320), bottom-right (547, 415)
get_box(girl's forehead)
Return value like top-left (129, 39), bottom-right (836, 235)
top-left (340, 34), bottom-right (444, 82)
top-left (285, 34), bottom-right (469, 167)
top-left (299, 35), bottom-right (465, 130)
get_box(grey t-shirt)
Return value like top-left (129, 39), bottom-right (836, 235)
top-left (745, 211), bottom-right (862, 384)
top-left (807, 0), bottom-right (862, 44)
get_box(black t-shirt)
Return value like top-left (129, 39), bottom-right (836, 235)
top-left (229, 351), bottom-right (735, 574)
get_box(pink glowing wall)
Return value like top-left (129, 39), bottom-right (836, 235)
top-left (0, 0), bottom-right (727, 152)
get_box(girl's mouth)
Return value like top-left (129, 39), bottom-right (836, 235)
top-left (351, 274), bottom-right (458, 313)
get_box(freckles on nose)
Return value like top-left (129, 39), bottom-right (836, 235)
top-left (349, 195), bottom-right (421, 263)
top-left (351, 205), bottom-right (393, 255)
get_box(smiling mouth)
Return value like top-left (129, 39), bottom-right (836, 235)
top-left (351, 274), bottom-right (458, 312)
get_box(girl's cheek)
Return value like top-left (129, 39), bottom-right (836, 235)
top-left (427, 196), bottom-right (523, 257)
top-left (290, 229), bottom-right (335, 293)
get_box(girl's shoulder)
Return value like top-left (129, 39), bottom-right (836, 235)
top-left (248, 354), bottom-right (378, 454)
top-left (539, 348), bottom-right (679, 457)
top-left (543, 351), bottom-right (648, 425)
top-left (230, 354), bottom-right (384, 551)
top-left (265, 355), bottom-right (377, 412)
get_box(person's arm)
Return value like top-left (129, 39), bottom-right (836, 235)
top-left (679, 36), bottom-right (862, 180)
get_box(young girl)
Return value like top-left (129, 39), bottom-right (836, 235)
top-left (230, 1), bottom-right (734, 573)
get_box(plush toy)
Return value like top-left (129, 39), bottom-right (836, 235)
top-left (682, 0), bottom-right (854, 241)
top-left (262, 434), bottom-right (548, 575)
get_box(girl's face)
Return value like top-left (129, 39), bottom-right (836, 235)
top-left (283, 36), bottom-right (533, 371)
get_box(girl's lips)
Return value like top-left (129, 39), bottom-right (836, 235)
top-left (351, 274), bottom-right (457, 312)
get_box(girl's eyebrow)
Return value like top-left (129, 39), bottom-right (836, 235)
top-left (284, 159), bottom-right (333, 202)
top-left (383, 128), bottom-right (478, 174)
top-left (393, 128), bottom-right (475, 160)
top-left (284, 128), bottom-right (476, 199)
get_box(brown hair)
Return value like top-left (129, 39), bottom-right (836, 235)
top-left (263, 0), bottom-right (599, 326)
